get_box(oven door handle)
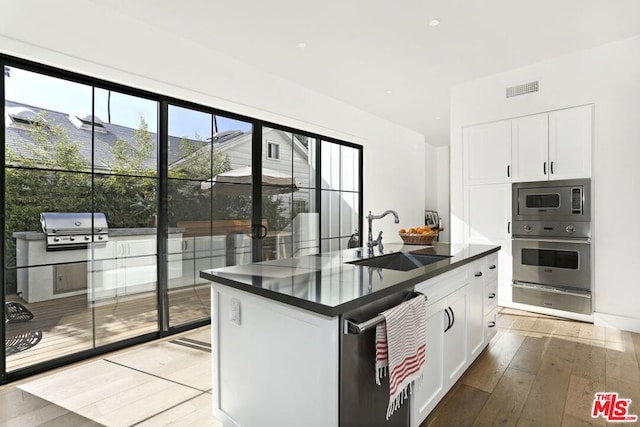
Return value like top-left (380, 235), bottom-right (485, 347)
top-left (512, 282), bottom-right (591, 298)
top-left (512, 237), bottom-right (591, 244)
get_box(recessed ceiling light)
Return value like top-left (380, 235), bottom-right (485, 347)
top-left (428, 19), bottom-right (440, 27)
top-left (385, 90), bottom-right (393, 94)
top-left (435, 116), bottom-right (441, 120)
top-left (297, 42), bottom-right (307, 49)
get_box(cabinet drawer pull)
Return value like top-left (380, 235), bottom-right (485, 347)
top-left (489, 265), bottom-right (496, 270)
top-left (488, 293), bottom-right (496, 299)
top-left (488, 321), bottom-right (496, 328)
top-left (474, 272), bottom-right (482, 277)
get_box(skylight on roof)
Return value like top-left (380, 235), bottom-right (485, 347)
top-left (68, 113), bottom-right (108, 134)
top-left (7, 107), bottom-right (47, 128)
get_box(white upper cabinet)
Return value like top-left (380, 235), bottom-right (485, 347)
top-left (511, 113), bottom-right (549, 182)
top-left (463, 120), bottom-right (512, 185)
top-left (511, 105), bottom-right (593, 182)
top-left (548, 105), bottom-right (593, 180)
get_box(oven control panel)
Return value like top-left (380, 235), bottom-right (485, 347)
top-left (512, 221), bottom-right (591, 239)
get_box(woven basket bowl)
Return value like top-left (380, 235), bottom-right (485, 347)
top-left (399, 233), bottom-right (436, 245)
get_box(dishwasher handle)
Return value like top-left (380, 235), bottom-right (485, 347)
top-left (344, 293), bottom-right (427, 334)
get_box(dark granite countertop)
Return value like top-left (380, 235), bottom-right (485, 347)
top-left (200, 242), bottom-right (500, 317)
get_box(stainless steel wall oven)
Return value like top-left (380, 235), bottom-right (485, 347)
top-left (511, 178), bottom-right (592, 315)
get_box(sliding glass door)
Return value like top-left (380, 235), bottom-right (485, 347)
top-left (166, 104), bottom-right (254, 328)
top-left (2, 55), bottom-right (363, 383)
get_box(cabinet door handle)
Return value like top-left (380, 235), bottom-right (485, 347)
top-left (444, 308), bottom-right (452, 333)
top-left (507, 165), bottom-right (510, 178)
top-left (474, 272), bottom-right (482, 277)
top-left (550, 161), bottom-right (554, 174)
top-left (450, 306), bottom-right (455, 328)
top-left (489, 265), bottom-right (496, 270)
top-left (507, 221), bottom-right (511, 234)
top-left (488, 321), bottom-right (496, 328)
top-left (488, 293), bottom-right (496, 299)
top-left (543, 161), bottom-right (547, 175)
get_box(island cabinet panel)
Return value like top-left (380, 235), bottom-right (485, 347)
top-left (211, 285), bottom-right (340, 427)
top-left (411, 254), bottom-right (497, 427)
top-left (468, 261), bottom-right (486, 358)
top-left (412, 297), bottom-right (448, 423)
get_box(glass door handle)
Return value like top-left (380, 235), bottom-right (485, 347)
top-left (253, 224), bottom-right (268, 239)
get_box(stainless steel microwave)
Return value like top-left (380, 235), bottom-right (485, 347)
top-left (512, 178), bottom-right (591, 222)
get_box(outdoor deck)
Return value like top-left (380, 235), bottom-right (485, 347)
top-left (4, 285), bottom-right (211, 372)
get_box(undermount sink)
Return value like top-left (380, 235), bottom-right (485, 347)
top-left (348, 252), bottom-right (451, 272)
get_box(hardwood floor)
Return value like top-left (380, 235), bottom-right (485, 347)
top-left (1, 307), bottom-right (639, 426)
top-left (421, 308), bottom-right (640, 427)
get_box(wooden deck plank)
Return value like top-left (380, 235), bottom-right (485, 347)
top-left (5, 286), bottom-right (211, 372)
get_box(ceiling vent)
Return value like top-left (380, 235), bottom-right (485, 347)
top-left (506, 81), bottom-right (539, 98)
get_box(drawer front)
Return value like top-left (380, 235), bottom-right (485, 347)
top-left (485, 280), bottom-right (498, 313)
top-left (485, 308), bottom-right (498, 341)
top-left (485, 253), bottom-right (498, 282)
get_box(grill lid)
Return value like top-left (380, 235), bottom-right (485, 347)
top-left (40, 212), bottom-right (108, 234)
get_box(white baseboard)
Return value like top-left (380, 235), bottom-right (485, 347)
top-left (594, 312), bottom-right (640, 334)
top-left (499, 301), bottom-right (594, 323)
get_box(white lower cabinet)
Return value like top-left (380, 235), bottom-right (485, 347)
top-left (413, 297), bottom-right (447, 423)
top-left (468, 266), bottom-right (486, 358)
top-left (411, 254), bottom-right (498, 427)
top-left (443, 284), bottom-right (470, 383)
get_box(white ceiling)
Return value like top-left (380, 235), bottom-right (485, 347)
top-left (94, 0), bottom-right (640, 146)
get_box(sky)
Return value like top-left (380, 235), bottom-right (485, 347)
top-left (4, 66), bottom-right (251, 138)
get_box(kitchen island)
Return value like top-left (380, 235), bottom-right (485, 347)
top-left (201, 242), bottom-right (500, 427)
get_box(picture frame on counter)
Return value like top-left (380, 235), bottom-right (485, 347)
top-left (425, 210), bottom-right (439, 229)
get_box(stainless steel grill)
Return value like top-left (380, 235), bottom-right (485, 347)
top-left (40, 212), bottom-right (109, 251)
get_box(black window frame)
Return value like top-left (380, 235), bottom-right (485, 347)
top-left (0, 53), bottom-right (363, 384)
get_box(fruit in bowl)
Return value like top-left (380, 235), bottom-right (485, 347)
top-left (398, 225), bottom-right (437, 245)
top-left (399, 225), bottom-right (436, 236)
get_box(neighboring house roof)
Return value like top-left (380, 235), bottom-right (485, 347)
top-left (4, 101), bottom-right (310, 180)
top-left (3, 100), bottom-right (245, 171)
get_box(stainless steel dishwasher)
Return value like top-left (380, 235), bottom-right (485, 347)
top-left (340, 290), bottom-right (414, 427)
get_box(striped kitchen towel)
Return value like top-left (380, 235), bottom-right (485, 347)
top-left (375, 294), bottom-right (427, 419)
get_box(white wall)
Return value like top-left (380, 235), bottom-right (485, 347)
top-left (0, 0), bottom-right (426, 244)
top-left (424, 145), bottom-right (450, 242)
top-left (451, 35), bottom-right (640, 332)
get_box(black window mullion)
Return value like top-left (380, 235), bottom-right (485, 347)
top-left (316, 139), bottom-right (322, 253)
top-left (157, 101), bottom-right (169, 334)
top-left (1, 60), bottom-right (6, 382)
top-left (358, 146), bottom-right (364, 248)
top-left (252, 124), bottom-right (263, 262)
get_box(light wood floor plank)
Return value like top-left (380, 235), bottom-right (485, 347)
top-left (512, 336), bottom-right (577, 426)
top-left (506, 335), bottom-right (549, 375)
top-left (563, 375), bottom-right (605, 426)
top-left (421, 383), bottom-right (490, 427)
top-left (470, 367), bottom-right (535, 427)
top-left (462, 332), bottom-right (525, 393)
